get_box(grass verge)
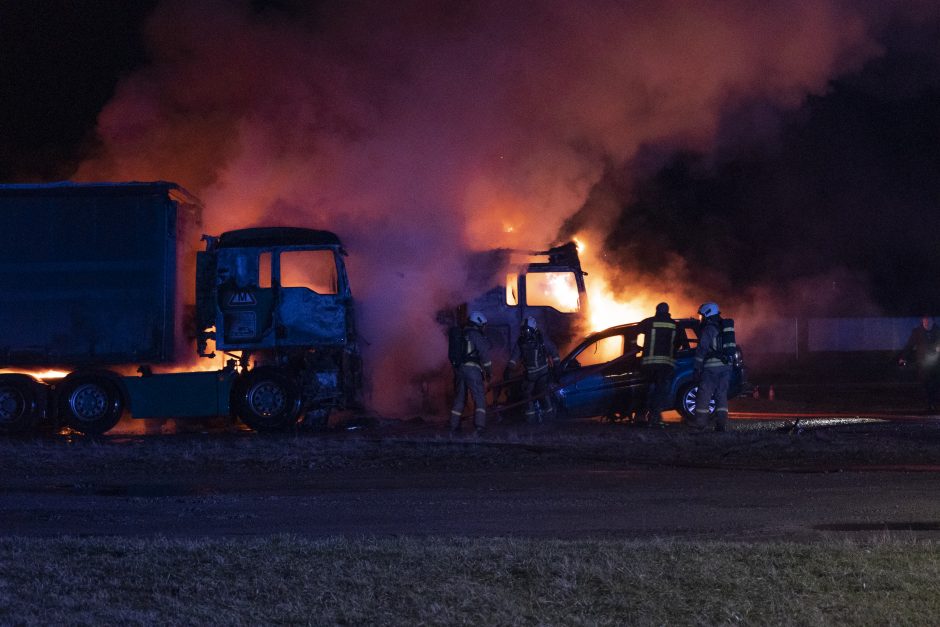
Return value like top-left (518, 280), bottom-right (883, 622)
top-left (2, 536), bottom-right (939, 625)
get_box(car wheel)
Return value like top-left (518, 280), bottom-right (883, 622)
top-left (58, 374), bottom-right (124, 435)
top-left (676, 382), bottom-right (716, 422)
top-left (0, 376), bottom-right (41, 434)
top-left (233, 368), bottom-right (302, 432)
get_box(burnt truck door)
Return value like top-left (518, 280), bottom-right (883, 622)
top-left (213, 247), bottom-right (276, 347)
top-left (273, 247), bottom-right (348, 346)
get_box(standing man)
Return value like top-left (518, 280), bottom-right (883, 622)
top-left (504, 316), bottom-right (560, 424)
top-left (450, 311), bottom-right (493, 436)
top-left (897, 315), bottom-right (940, 412)
top-left (692, 302), bottom-right (736, 432)
top-left (638, 302), bottom-right (678, 428)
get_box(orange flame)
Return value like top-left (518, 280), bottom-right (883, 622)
top-left (571, 231), bottom-right (685, 334)
top-left (0, 369), bottom-right (69, 381)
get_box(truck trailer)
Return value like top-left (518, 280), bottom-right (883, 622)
top-left (0, 181), bottom-right (362, 435)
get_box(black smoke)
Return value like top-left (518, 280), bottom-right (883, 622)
top-left (571, 14), bottom-right (940, 316)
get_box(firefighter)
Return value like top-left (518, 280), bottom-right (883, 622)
top-left (692, 301), bottom-right (735, 432)
top-left (450, 311), bottom-right (493, 436)
top-left (897, 315), bottom-right (940, 412)
top-left (504, 316), bottom-right (560, 424)
top-left (638, 302), bottom-right (679, 427)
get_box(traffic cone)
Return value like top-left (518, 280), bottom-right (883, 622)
top-left (769, 385), bottom-right (775, 401)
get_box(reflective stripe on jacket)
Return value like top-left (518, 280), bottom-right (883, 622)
top-left (640, 315), bottom-right (677, 367)
top-left (695, 319), bottom-right (734, 369)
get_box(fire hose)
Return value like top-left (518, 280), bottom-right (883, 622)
top-left (453, 373), bottom-right (558, 422)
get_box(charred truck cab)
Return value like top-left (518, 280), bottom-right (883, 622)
top-left (0, 182), bottom-right (360, 435)
top-left (435, 242), bottom-right (588, 410)
top-left (459, 242), bottom-right (588, 362)
top-left (195, 227), bottom-right (361, 431)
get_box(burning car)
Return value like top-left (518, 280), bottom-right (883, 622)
top-left (551, 318), bottom-right (746, 422)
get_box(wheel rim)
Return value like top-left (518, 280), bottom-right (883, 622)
top-left (247, 381), bottom-right (287, 417)
top-left (69, 383), bottom-right (109, 422)
top-left (0, 386), bottom-right (25, 423)
top-left (683, 386), bottom-right (716, 415)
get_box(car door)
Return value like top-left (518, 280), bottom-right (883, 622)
top-left (599, 327), bottom-right (647, 415)
top-left (558, 331), bottom-right (645, 418)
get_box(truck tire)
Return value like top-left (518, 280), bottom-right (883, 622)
top-left (675, 381), bottom-right (716, 422)
top-left (233, 369), bottom-right (302, 432)
top-left (58, 374), bottom-right (125, 435)
top-left (0, 375), bottom-right (41, 434)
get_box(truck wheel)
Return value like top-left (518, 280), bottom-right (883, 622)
top-left (676, 382), bottom-right (716, 422)
top-left (58, 374), bottom-right (124, 435)
top-left (233, 369), bottom-right (301, 432)
top-left (0, 376), bottom-right (40, 434)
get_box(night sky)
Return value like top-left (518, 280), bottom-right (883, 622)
top-left (2, 1), bottom-right (940, 322)
top-left (587, 16), bottom-right (940, 316)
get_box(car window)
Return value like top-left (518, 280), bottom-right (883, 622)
top-left (680, 325), bottom-right (698, 350)
top-left (574, 334), bottom-right (625, 367)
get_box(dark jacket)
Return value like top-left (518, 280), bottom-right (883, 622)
top-left (463, 325), bottom-right (493, 376)
top-left (694, 316), bottom-right (734, 371)
top-left (508, 328), bottom-right (559, 377)
top-left (638, 312), bottom-right (678, 367)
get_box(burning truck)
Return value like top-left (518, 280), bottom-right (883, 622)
top-left (431, 242), bottom-right (589, 414)
top-left (0, 182), bottom-right (362, 435)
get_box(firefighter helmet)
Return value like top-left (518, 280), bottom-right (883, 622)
top-left (469, 311), bottom-right (488, 327)
top-left (698, 302), bottom-right (719, 317)
top-left (656, 302), bottom-right (669, 315)
top-left (524, 316), bottom-right (538, 330)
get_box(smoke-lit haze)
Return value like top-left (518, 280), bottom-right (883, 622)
top-left (71, 0), bottom-right (929, 412)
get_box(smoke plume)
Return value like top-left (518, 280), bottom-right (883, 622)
top-left (76, 0), bottom-right (913, 413)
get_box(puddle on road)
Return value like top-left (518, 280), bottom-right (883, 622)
top-left (815, 521), bottom-right (940, 531)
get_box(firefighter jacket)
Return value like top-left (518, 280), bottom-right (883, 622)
top-left (898, 324), bottom-right (940, 370)
top-left (463, 325), bottom-right (493, 376)
top-left (508, 329), bottom-right (559, 378)
top-left (694, 317), bottom-right (736, 370)
top-left (639, 312), bottom-right (678, 368)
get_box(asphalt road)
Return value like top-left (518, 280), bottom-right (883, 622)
top-left (5, 464), bottom-right (940, 541)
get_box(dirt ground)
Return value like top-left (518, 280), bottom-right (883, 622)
top-left (4, 381), bottom-right (940, 541)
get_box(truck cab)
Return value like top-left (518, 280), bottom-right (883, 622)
top-left (195, 227), bottom-right (362, 431)
top-left (448, 242), bottom-right (589, 366)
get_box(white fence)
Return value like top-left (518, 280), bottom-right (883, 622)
top-left (741, 317), bottom-right (926, 354)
